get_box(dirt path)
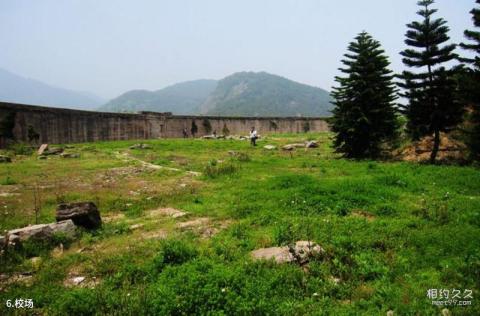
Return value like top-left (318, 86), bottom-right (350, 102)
top-left (115, 151), bottom-right (201, 176)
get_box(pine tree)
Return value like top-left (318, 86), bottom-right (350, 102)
top-left (460, 0), bottom-right (480, 161)
top-left (331, 32), bottom-right (398, 159)
top-left (399, 0), bottom-right (463, 163)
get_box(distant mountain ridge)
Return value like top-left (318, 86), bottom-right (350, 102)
top-left (104, 72), bottom-right (333, 117)
top-left (99, 79), bottom-right (218, 114)
top-left (200, 72), bottom-right (332, 117)
top-left (0, 68), bottom-right (104, 110)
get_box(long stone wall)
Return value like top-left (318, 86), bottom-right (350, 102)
top-left (0, 102), bottom-right (329, 147)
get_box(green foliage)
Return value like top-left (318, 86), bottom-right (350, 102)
top-left (152, 239), bottom-right (198, 272)
top-left (191, 120), bottom-right (198, 136)
top-left (399, 0), bottom-right (463, 163)
top-left (460, 0), bottom-right (480, 161)
top-left (222, 123), bottom-right (230, 136)
top-left (8, 142), bottom-right (34, 155)
top-left (202, 118), bottom-right (212, 134)
top-left (99, 79), bottom-right (218, 114)
top-left (302, 121), bottom-right (311, 133)
top-left (203, 72), bottom-right (333, 117)
top-left (331, 32), bottom-right (399, 159)
top-left (204, 161), bottom-right (238, 178)
top-left (0, 175), bottom-right (16, 185)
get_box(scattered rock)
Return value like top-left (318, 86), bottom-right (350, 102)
top-left (0, 272), bottom-right (33, 288)
top-left (305, 141), bottom-right (319, 148)
top-left (37, 144), bottom-right (49, 155)
top-left (129, 143), bottom-right (151, 150)
top-left (6, 220), bottom-right (76, 247)
top-left (129, 224), bottom-right (144, 231)
top-left (142, 229), bottom-right (168, 240)
top-left (202, 135), bottom-right (216, 139)
top-left (176, 218), bottom-right (210, 230)
top-left (60, 153), bottom-right (80, 159)
top-left (56, 202), bottom-right (102, 229)
top-left (64, 275), bottom-right (99, 288)
top-left (42, 147), bottom-right (64, 156)
top-left (282, 145), bottom-right (295, 151)
top-left (293, 241), bottom-right (324, 264)
top-left (251, 247), bottom-right (294, 263)
top-left (0, 155), bottom-right (12, 163)
top-left (148, 207), bottom-right (188, 219)
top-left (263, 145), bottom-right (277, 150)
top-left (251, 241), bottom-right (323, 265)
top-left (387, 311), bottom-right (394, 316)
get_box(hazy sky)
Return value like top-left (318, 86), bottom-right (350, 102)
top-left (0, 0), bottom-right (475, 99)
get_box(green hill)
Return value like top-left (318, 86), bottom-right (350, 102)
top-left (200, 72), bottom-right (332, 117)
top-left (100, 79), bottom-right (218, 114)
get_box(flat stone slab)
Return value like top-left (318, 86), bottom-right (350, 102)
top-left (37, 144), bottom-right (49, 155)
top-left (148, 207), bottom-right (188, 219)
top-left (251, 246), bottom-right (294, 263)
top-left (263, 145), bottom-right (277, 150)
top-left (7, 220), bottom-right (76, 246)
top-left (251, 241), bottom-right (324, 264)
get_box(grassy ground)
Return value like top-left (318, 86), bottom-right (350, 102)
top-left (0, 132), bottom-right (479, 315)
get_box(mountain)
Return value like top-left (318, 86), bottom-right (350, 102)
top-left (100, 79), bottom-right (218, 114)
top-left (200, 72), bottom-right (333, 117)
top-left (0, 68), bottom-right (104, 110)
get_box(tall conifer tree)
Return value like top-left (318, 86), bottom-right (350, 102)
top-left (331, 32), bottom-right (398, 159)
top-left (460, 0), bottom-right (480, 161)
top-left (399, 0), bottom-right (462, 163)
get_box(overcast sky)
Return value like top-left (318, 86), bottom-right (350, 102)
top-left (0, 0), bottom-right (475, 99)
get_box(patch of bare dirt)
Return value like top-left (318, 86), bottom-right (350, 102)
top-left (396, 134), bottom-right (467, 162)
top-left (351, 210), bottom-right (376, 222)
top-left (176, 218), bottom-right (232, 238)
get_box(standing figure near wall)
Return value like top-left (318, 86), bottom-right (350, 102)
top-left (250, 127), bottom-right (258, 146)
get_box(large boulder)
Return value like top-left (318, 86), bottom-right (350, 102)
top-left (6, 220), bottom-right (77, 247)
top-left (56, 202), bottom-right (102, 229)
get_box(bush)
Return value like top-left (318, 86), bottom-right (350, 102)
top-left (204, 162), bottom-right (238, 179)
top-left (8, 142), bottom-right (34, 155)
top-left (235, 152), bottom-right (251, 162)
top-left (151, 239), bottom-right (198, 272)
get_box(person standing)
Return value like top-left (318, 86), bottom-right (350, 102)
top-left (249, 127), bottom-right (257, 146)
top-left (182, 128), bottom-right (188, 138)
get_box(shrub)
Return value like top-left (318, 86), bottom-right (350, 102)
top-left (204, 162), bottom-right (238, 179)
top-left (235, 152), bottom-right (251, 162)
top-left (152, 239), bottom-right (198, 272)
top-left (0, 176), bottom-right (16, 185)
top-left (8, 142), bottom-right (34, 155)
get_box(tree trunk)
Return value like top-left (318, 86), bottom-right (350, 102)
top-left (430, 128), bottom-right (441, 164)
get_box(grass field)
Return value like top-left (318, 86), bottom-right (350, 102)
top-left (0, 132), bottom-right (479, 315)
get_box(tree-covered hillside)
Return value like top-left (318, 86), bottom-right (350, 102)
top-left (100, 79), bottom-right (218, 114)
top-left (200, 72), bottom-right (333, 117)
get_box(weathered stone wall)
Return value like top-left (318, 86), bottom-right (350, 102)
top-left (0, 102), bottom-right (329, 147)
